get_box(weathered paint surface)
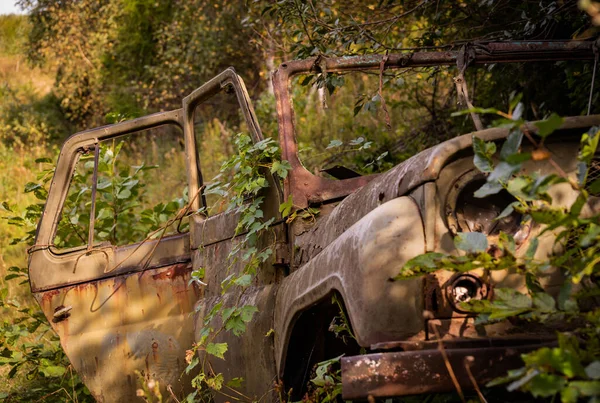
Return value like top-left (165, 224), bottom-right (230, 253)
top-left (275, 196), bottom-right (427, 375)
top-left (341, 339), bottom-right (556, 399)
top-left (35, 262), bottom-right (200, 402)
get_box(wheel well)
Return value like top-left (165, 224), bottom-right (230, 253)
top-left (281, 291), bottom-right (362, 400)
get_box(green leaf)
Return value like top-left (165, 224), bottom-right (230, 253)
top-left (454, 232), bottom-right (488, 253)
top-left (117, 188), bottom-right (131, 199)
top-left (534, 113), bottom-right (564, 138)
top-left (272, 160), bottom-right (291, 179)
top-left (496, 201), bottom-right (518, 221)
top-left (279, 195), bottom-right (293, 218)
top-left (40, 365), bottom-right (67, 378)
top-left (500, 130), bottom-right (523, 161)
top-left (578, 126), bottom-right (599, 164)
top-left (233, 274), bottom-right (252, 287)
top-left (532, 293), bottom-right (556, 312)
top-left (569, 380), bottom-right (600, 396)
top-left (523, 347), bottom-right (586, 378)
top-left (588, 178), bottom-right (600, 194)
top-left (488, 161), bottom-right (520, 183)
top-left (326, 139), bottom-right (343, 149)
top-left (525, 272), bottom-right (543, 293)
top-left (472, 136), bottom-right (496, 173)
top-left (349, 137), bottom-right (364, 146)
top-left (205, 373), bottom-right (224, 390)
top-left (505, 152), bottom-right (532, 165)
top-left (474, 181), bottom-right (503, 198)
top-left (487, 367), bottom-right (526, 387)
top-left (393, 252), bottom-right (445, 279)
top-left (526, 373), bottom-right (567, 397)
top-left (206, 343), bottom-right (228, 360)
top-left (226, 377), bottom-right (244, 388)
top-left (300, 74), bottom-right (313, 86)
top-left (239, 305), bottom-right (258, 322)
top-left (225, 315), bottom-right (246, 336)
top-left (569, 193), bottom-right (586, 217)
top-left (495, 288), bottom-right (532, 309)
top-left (221, 307), bottom-right (236, 322)
top-left (585, 362), bottom-right (600, 380)
top-left (558, 281), bottom-right (572, 310)
top-left (186, 356), bottom-right (199, 374)
top-left (24, 182), bottom-right (41, 193)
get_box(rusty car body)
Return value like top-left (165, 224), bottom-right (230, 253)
top-left (28, 41), bottom-right (600, 401)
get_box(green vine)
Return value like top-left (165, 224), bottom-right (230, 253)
top-left (185, 133), bottom-right (291, 402)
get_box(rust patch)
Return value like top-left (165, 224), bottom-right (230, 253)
top-left (341, 340), bottom-right (555, 399)
top-left (151, 262), bottom-right (192, 281)
top-left (40, 289), bottom-right (60, 305)
top-left (424, 275), bottom-right (442, 315)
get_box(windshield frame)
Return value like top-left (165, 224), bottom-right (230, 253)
top-left (272, 40), bottom-right (596, 208)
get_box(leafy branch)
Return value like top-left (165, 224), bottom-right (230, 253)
top-left (395, 113), bottom-right (600, 401)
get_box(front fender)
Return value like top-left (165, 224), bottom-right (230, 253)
top-left (274, 196), bottom-right (426, 375)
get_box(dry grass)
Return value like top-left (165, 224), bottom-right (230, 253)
top-left (0, 55), bottom-right (54, 95)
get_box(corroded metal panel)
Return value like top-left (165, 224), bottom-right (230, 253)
top-left (35, 263), bottom-right (201, 402)
top-left (194, 285), bottom-right (278, 403)
top-left (274, 196), bottom-right (427, 375)
top-left (341, 339), bottom-right (555, 399)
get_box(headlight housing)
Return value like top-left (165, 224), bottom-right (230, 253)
top-left (445, 170), bottom-right (530, 244)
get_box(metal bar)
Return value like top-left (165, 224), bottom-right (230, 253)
top-left (341, 341), bottom-right (555, 399)
top-left (588, 50), bottom-right (598, 115)
top-left (87, 144), bottom-right (100, 251)
top-left (280, 41), bottom-right (596, 76)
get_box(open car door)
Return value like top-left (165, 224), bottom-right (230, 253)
top-left (28, 68), bottom-right (283, 402)
top-left (28, 110), bottom-right (201, 401)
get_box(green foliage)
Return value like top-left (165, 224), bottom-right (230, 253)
top-left (139, 1), bottom-right (263, 112)
top-left (0, 15), bottom-right (29, 55)
top-left (301, 355), bottom-right (343, 403)
top-left (4, 141), bottom-right (186, 250)
top-left (186, 133), bottom-right (291, 400)
top-left (395, 117), bottom-right (600, 400)
top-left (0, 294), bottom-right (92, 402)
top-left (0, 155), bottom-right (93, 400)
top-left (3, 1), bottom-right (599, 401)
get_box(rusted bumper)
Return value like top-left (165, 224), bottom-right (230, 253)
top-left (341, 338), bottom-right (554, 399)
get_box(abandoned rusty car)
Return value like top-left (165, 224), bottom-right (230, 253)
top-left (28, 41), bottom-right (600, 401)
